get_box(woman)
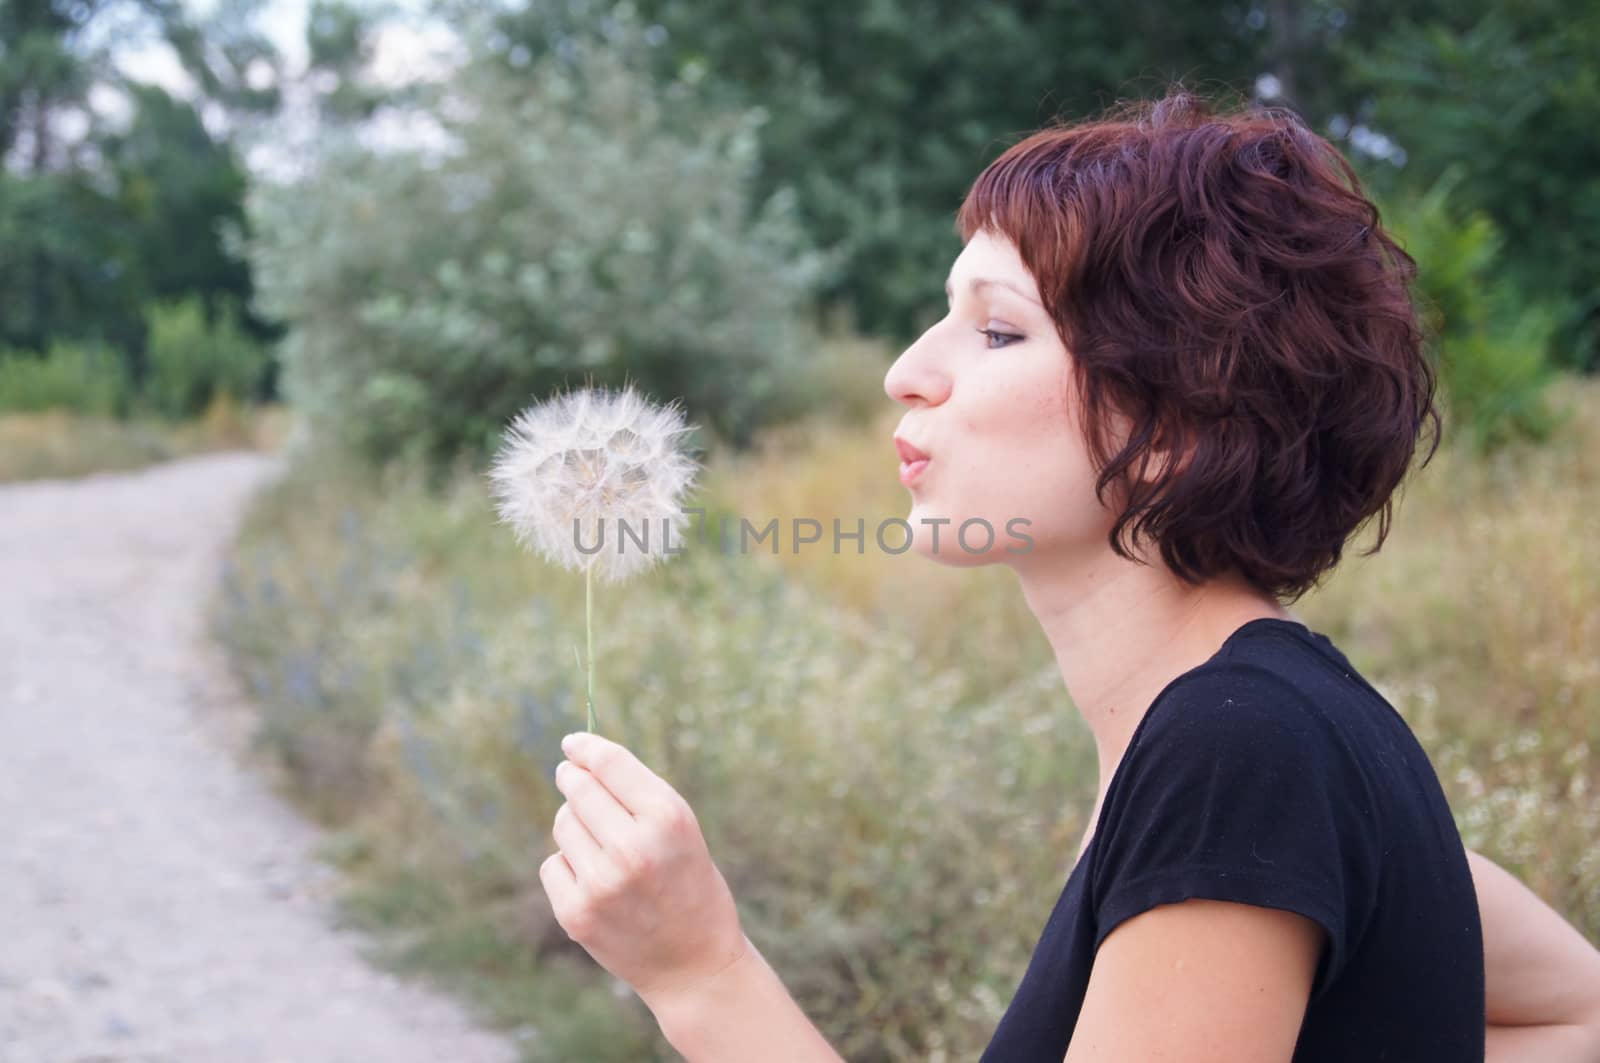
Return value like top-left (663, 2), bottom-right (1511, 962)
top-left (540, 89), bottom-right (1600, 1060)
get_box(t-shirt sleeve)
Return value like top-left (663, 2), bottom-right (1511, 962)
top-left (1089, 662), bottom-right (1379, 998)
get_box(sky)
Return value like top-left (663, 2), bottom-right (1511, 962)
top-left (94, 0), bottom-right (462, 177)
top-left (108, 0), bottom-right (457, 102)
top-left (113, 0), bottom-right (310, 95)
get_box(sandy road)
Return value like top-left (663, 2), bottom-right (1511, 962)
top-left (0, 452), bottom-right (519, 1063)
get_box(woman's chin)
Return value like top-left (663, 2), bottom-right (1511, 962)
top-left (916, 544), bottom-right (1002, 569)
top-left (898, 509), bottom-right (1015, 568)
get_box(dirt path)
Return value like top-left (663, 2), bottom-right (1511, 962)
top-left (0, 453), bottom-right (519, 1063)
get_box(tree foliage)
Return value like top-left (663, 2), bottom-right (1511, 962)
top-left (481, 0), bottom-right (1597, 378)
top-left (1352, 3), bottom-right (1600, 371)
top-left (1381, 167), bottom-right (1567, 451)
top-left (245, 18), bottom-right (833, 471)
top-left (4, 0), bottom-right (1595, 456)
top-left (488, 0), bottom-right (1283, 340)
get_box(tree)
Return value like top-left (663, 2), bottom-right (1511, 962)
top-left (1350, 3), bottom-right (1600, 371)
top-left (0, 0), bottom-right (275, 371)
top-left (476, 0), bottom-right (1271, 340)
top-left (246, 17), bottom-right (833, 469)
top-left (101, 84), bottom-right (253, 317)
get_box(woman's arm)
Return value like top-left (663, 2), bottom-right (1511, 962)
top-left (1059, 897), bottom-right (1321, 1062)
top-left (643, 936), bottom-right (847, 1063)
top-left (1470, 848), bottom-right (1600, 1062)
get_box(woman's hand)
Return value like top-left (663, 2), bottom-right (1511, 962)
top-left (539, 731), bottom-right (749, 1009)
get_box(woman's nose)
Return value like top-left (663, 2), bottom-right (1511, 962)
top-left (883, 330), bottom-right (951, 408)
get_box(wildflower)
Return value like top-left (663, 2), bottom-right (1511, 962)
top-left (488, 385), bottom-right (701, 732)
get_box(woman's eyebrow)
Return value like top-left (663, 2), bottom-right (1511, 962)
top-left (944, 275), bottom-right (1043, 308)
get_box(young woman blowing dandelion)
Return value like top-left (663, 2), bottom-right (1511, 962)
top-left (538, 88), bottom-right (1600, 1061)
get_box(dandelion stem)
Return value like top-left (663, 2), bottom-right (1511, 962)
top-left (585, 562), bottom-right (596, 733)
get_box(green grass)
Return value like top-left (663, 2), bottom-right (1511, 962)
top-left (210, 368), bottom-right (1600, 1060)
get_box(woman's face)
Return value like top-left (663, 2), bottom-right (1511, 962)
top-left (884, 229), bottom-right (1121, 567)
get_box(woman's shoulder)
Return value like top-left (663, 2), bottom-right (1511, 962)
top-left (1101, 617), bottom-right (1444, 882)
top-left (1129, 619), bottom-right (1410, 773)
top-left (1128, 656), bottom-right (1349, 767)
top-left (1085, 634), bottom-right (1394, 980)
top-left (1084, 622), bottom-right (1479, 1024)
top-left (1096, 621), bottom-right (1418, 856)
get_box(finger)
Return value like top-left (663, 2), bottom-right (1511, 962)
top-left (538, 848), bottom-right (579, 912)
top-left (555, 759), bottom-right (637, 846)
top-left (551, 801), bottom-right (606, 883)
top-left (561, 732), bottom-right (675, 819)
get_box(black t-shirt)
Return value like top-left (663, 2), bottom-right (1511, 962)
top-left (979, 617), bottom-right (1485, 1062)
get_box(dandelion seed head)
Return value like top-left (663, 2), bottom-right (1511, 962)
top-left (488, 385), bottom-right (702, 584)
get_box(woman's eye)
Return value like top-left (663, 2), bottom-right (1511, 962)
top-left (976, 327), bottom-right (1022, 349)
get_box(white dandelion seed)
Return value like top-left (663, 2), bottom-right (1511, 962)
top-left (488, 385), bottom-right (702, 733)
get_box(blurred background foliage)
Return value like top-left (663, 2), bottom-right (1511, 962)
top-left (246, 20), bottom-right (837, 467)
top-left (5, 0), bottom-right (1599, 470)
top-left (6, 0), bottom-right (1599, 1058)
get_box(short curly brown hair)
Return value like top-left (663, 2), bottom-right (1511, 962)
top-left (957, 85), bottom-right (1442, 603)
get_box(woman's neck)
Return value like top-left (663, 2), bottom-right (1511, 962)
top-left (1011, 549), bottom-right (1294, 790)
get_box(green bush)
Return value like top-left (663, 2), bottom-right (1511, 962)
top-left (142, 297), bottom-right (272, 419)
top-left (1382, 165), bottom-right (1567, 452)
top-left (0, 299), bottom-right (270, 423)
top-left (0, 340), bottom-right (127, 415)
top-left (244, 16), bottom-right (836, 474)
top-left (1439, 293), bottom-right (1572, 453)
